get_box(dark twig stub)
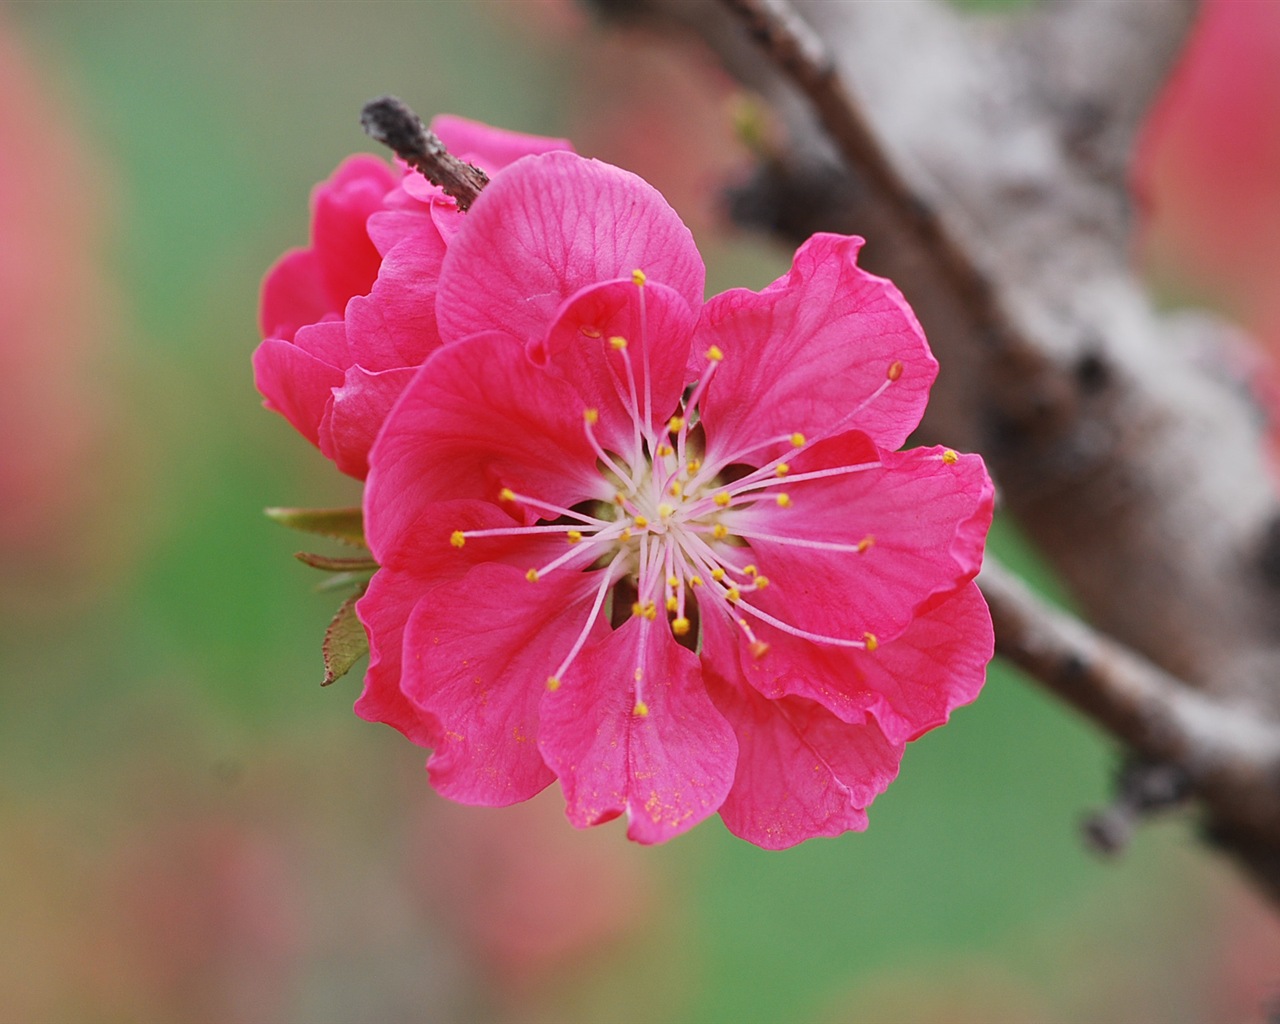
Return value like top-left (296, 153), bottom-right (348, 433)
top-left (360, 95), bottom-right (489, 211)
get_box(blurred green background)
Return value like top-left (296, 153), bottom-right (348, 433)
top-left (2, 2), bottom-right (1277, 1022)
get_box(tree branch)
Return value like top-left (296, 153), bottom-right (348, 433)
top-left (360, 95), bottom-right (489, 211)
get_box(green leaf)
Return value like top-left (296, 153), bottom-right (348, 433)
top-left (265, 506), bottom-right (366, 548)
top-left (294, 551), bottom-right (379, 572)
top-left (322, 587), bottom-right (369, 687)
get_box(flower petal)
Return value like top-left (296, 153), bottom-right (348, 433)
top-left (705, 653), bottom-right (903, 849)
top-left (708, 580), bottom-right (992, 745)
top-left (252, 337), bottom-right (343, 447)
top-left (436, 151), bottom-right (705, 347)
top-left (533, 278), bottom-right (696, 453)
top-left (319, 364), bottom-right (419, 480)
top-left (259, 248), bottom-right (328, 342)
top-left (539, 617), bottom-right (736, 844)
top-left (309, 154), bottom-right (399, 305)
top-left (432, 113), bottom-right (574, 170)
top-left (355, 498), bottom-right (570, 744)
top-left (344, 228), bottom-right (448, 371)
top-left (403, 563), bottom-right (608, 806)
top-left (731, 432), bottom-right (994, 644)
top-left (696, 233), bottom-right (936, 466)
top-left (364, 332), bottom-right (610, 557)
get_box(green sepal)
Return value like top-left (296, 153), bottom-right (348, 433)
top-left (294, 551), bottom-right (380, 573)
top-left (322, 586), bottom-right (369, 687)
top-left (265, 506), bottom-right (367, 548)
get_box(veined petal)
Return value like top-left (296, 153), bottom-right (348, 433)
top-left (355, 499), bottom-right (569, 743)
top-left (534, 278), bottom-right (696, 452)
top-left (696, 233), bottom-right (936, 465)
top-left (252, 337), bottom-right (343, 447)
top-left (403, 563), bottom-right (607, 806)
top-left (436, 151), bottom-right (705, 347)
top-left (319, 364), bottom-right (419, 480)
top-left (703, 610), bottom-right (902, 848)
top-left (732, 432), bottom-right (994, 644)
top-left (539, 616), bottom-right (736, 844)
top-left (344, 228), bottom-right (448, 371)
top-left (364, 332), bottom-right (611, 556)
top-left (710, 580), bottom-right (992, 745)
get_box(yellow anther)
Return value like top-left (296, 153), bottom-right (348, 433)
top-left (499, 487), bottom-right (516, 502)
top-left (666, 596), bottom-right (679, 613)
top-left (633, 515), bottom-right (649, 528)
top-left (726, 586), bottom-right (741, 603)
top-left (656, 443), bottom-right (674, 457)
top-left (567, 530), bottom-right (583, 544)
top-left (706, 345), bottom-right (724, 362)
top-left (754, 575), bottom-right (770, 589)
top-left (942, 449), bottom-right (959, 465)
top-left (614, 492), bottom-right (627, 505)
top-left (667, 575), bottom-right (679, 588)
top-left (546, 676), bottom-right (562, 692)
top-left (668, 416), bottom-right (685, 432)
top-left (525, 568), bottom-right (540, 583)
top-left (672, 617), bottom-right (691, 636)
top-left (609, 335), bottom-right (628, 351)
top-left (863, 632), bottom-right (879, 652)
top-left (713, 491), bottom-right (731, 507)
top-left (750, 641), bottom-right (770, 660)
top-left (634, 700), bottom-right (650, 717)
top-left (450, 531), bottom-right (466, 549)
top-left (776, 493), bottom-right (792, 508)
top-left (711, 568), bottom-right (726, 581)
top-left (669, 482), bottom-right (684, 497)
top-left (775, 462), bottom-right (790, 477)
top-left (632, 601), bottom-right (643, 617)
top-left (690, 575), bottom-right (704, 587)
top-left (583, 407), bottom-right (599, 424)
top-left (790, 432), bottom-right (806, 447)
top-left (632, 268), bottom-right (647, 287)
top-left (856, 535), bottom-right (875, 552)
top-left (644, 601), bottom-right (658, 621)
top-left (658, 503), bottom-right (674, 520)
top-left (743, 564), bottom-right (758, 577)
top-left (620, 528), bottom-right (633, 541)
top-left (687, 459), bottom-right (702, 474)
top-left (713, 523), bottom-right (729, 539)
top-left (580, 326), bottom-right (602, 339)
top-left (888, 360), bottom-right (904, 381)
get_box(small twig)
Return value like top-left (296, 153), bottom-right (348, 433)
top-left (980, 559), bottom-right (1280, 849)
top-left (359, 95), bottom-right (489, 211)
top-left (1082, 758), bottom-right (1192, 856)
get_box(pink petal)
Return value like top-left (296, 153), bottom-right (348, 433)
top-left (291, 319), bottom-right (351, 367)
top-left (319, 364), bottom-right (419, 480)
top-left (432, 113), bottom-right (574, 171)
top-left (251, 338), bottom-right (343, 447)
top-left (344, 228), bottom-right (449, 371)
top-left (706, 580), bottom-right (992, 745)
top-left (533, 278), bottom-right (696, 453)
top-left (355, 498), bottom-right (569, 742)
top-left (703, 619), bottom-right (903, 849)
top-left (696, 233), bottom-right (936, 465)
top-left (366, 206), bottom-right (435, 257)
top-left (309, 154), bottom-right (398, 308)
top-left (435, 152), bottom-right (705, 347)
top-left (259, 248), bottom-right (329, 341)
top-left (402, 564), bottom-right (609, 806)
top-left (538, 617), bottom-right (736, 844)
top-left (364, 332), bottom-right (610, 555)
top-left (731, 432), bottom-right (994, 644)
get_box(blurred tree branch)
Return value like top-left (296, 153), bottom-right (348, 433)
top-left (586, 0), bottom-right (1280, 902)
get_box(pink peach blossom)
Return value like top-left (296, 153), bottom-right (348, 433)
top-left (253, 117), bottom-right (572, 477)
top-left (358, 151), bottom-right (993, 846)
